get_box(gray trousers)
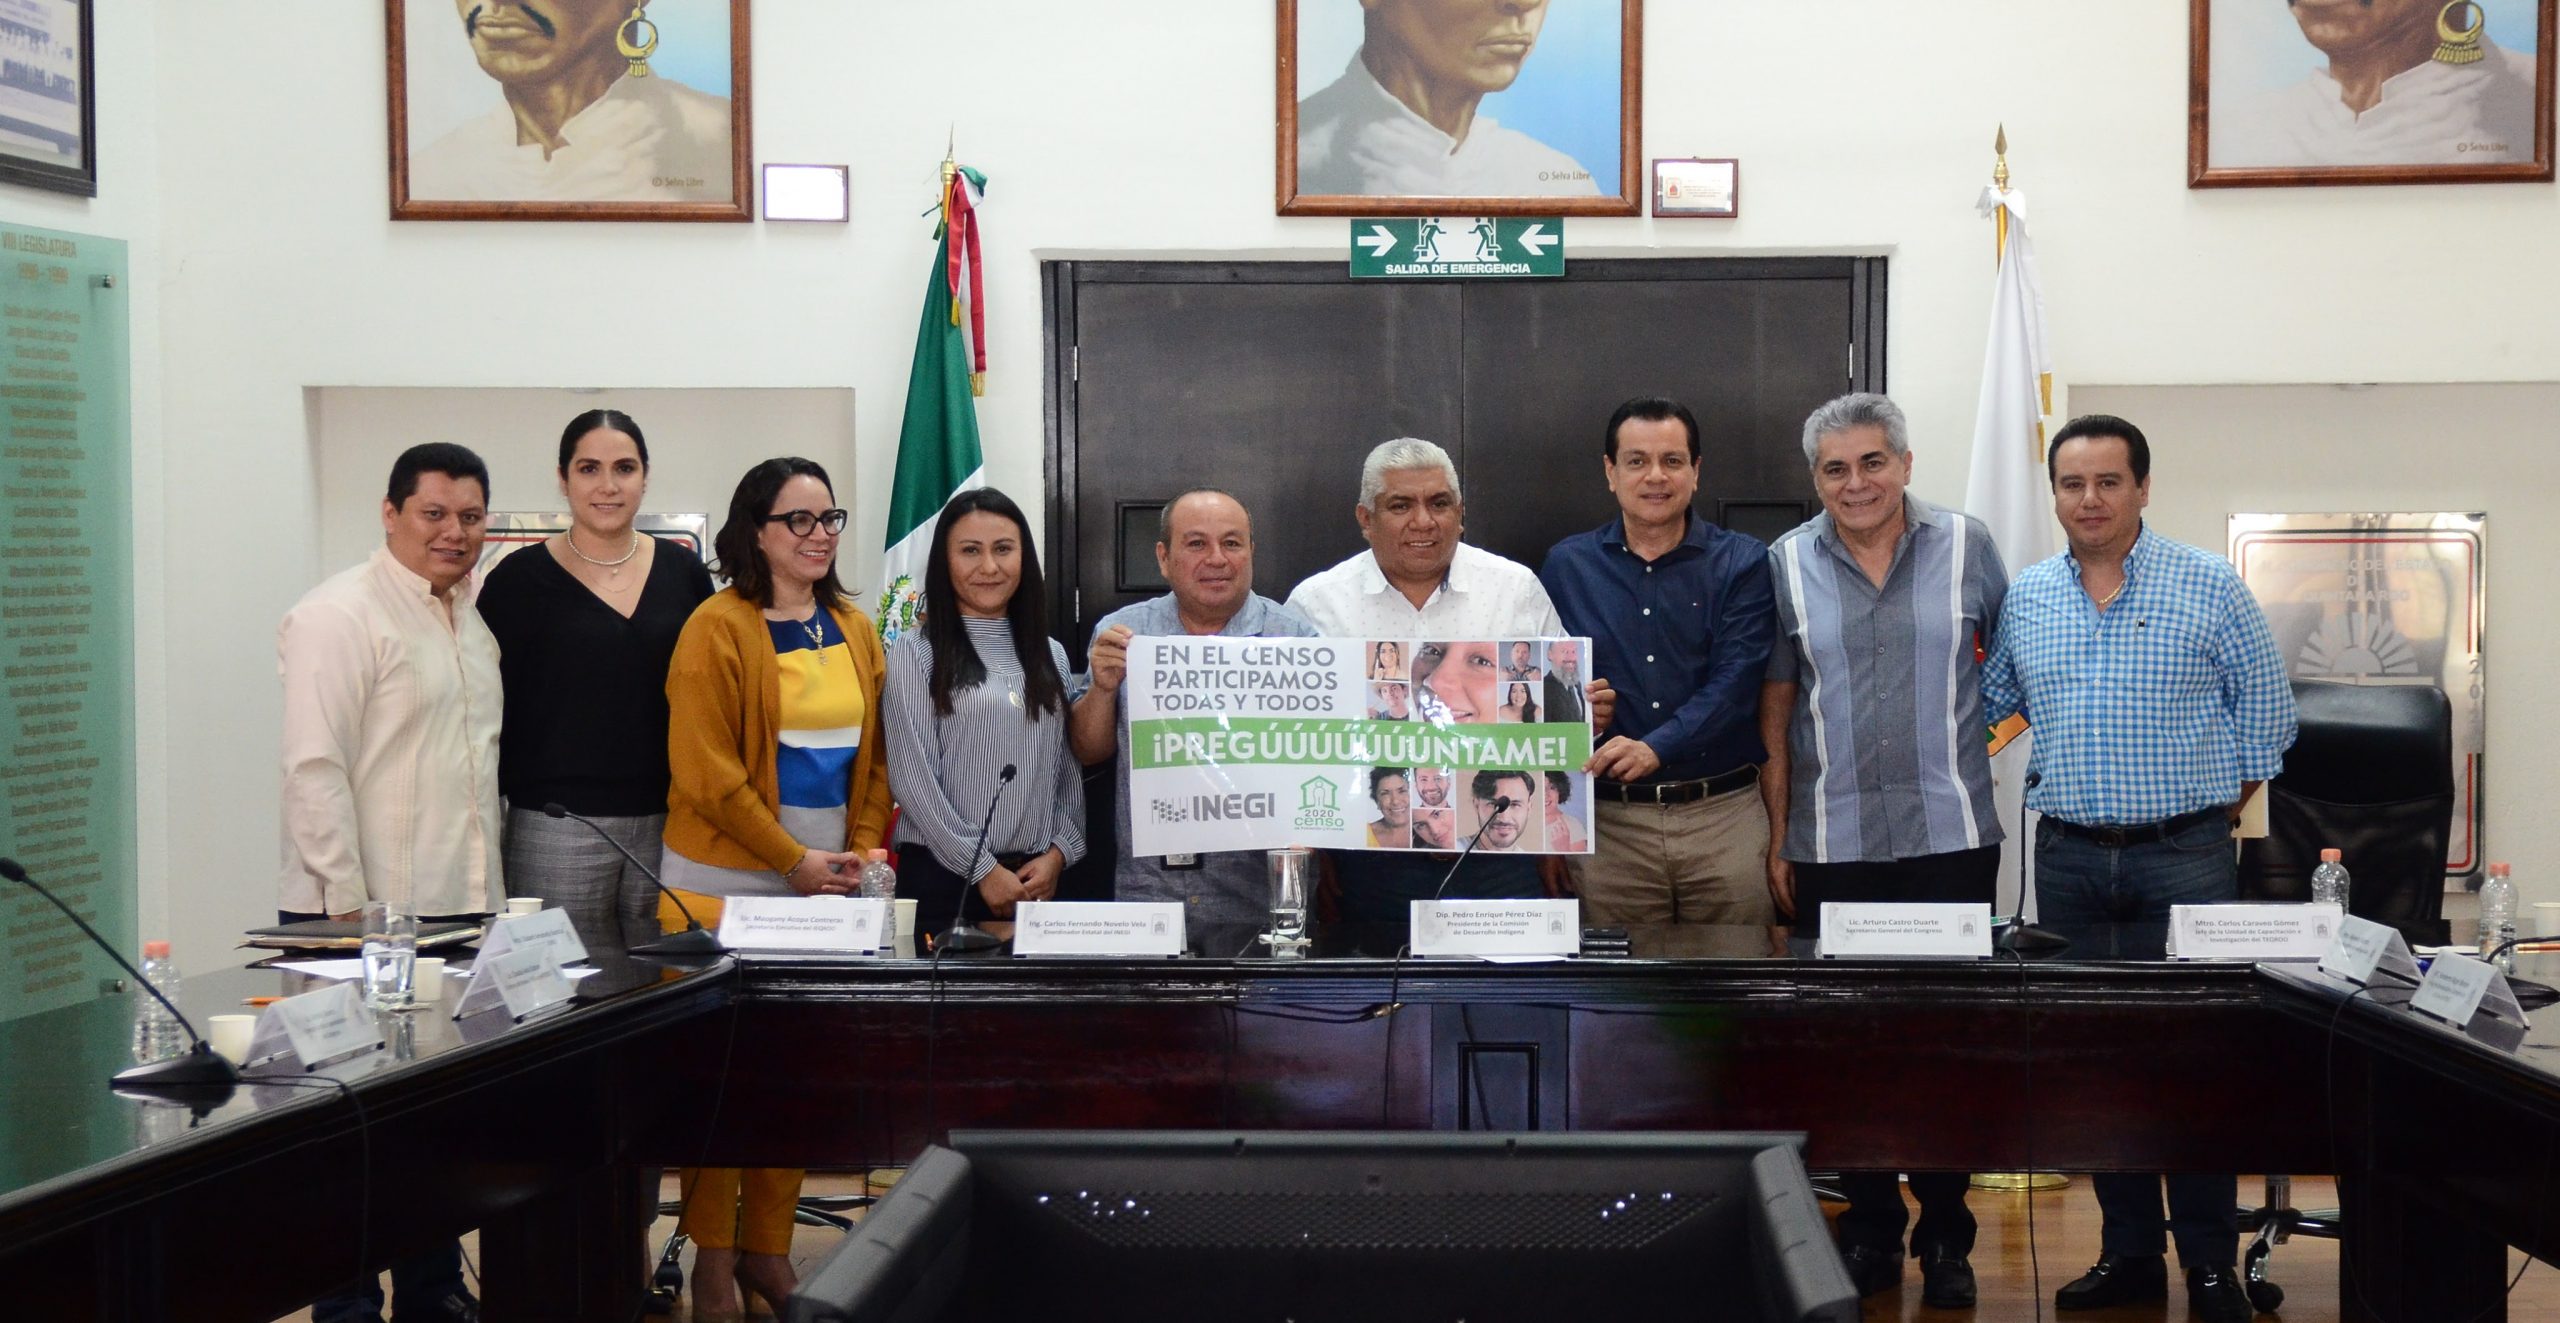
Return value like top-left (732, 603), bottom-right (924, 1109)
top-left (503, 806), bottom-right (667, 965)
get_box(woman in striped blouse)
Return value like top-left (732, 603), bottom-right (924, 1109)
top-left (884, 487), bottom-right (1086, 936)
top-left (660, 457), bottom-right (892, 1319)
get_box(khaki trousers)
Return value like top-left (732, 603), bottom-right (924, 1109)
top-left (1571, 781), bottom-right (1773, 926)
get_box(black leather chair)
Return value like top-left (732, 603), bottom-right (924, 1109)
top-left (2232, 678), bottom-right (2456, 1312)
top-left (2238, 679), bottom-right (2455, 946)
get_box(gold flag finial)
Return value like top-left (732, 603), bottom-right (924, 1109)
top-left (1992, 125), bottom-right (2010, 192)
top-left (941, 125), bottom-right (957, 187)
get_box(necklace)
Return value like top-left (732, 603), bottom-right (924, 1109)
top-left (2096, 578), bottom-right (2128, 609)
top-left (798, 611), bottom-right (829, 665)
top-left (565, 530), bottom-right (640, 577)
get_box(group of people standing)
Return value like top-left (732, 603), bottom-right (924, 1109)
top-left (277, 386), bottom-right (2294, 1322)
top-left (274, 413), bottom-right (1080, 1320)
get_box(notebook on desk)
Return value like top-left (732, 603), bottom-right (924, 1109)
top-left (241, 919), bottom-right (483, 951)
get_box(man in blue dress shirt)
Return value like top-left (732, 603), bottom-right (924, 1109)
top-left (1981, 413), bottom-right (2297, 1323)
top-left (1070, 490), bottom-right (1319, 928)
top-left (1539, 397), bottom-right (1776, 926)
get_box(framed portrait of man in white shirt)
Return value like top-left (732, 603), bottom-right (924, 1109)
top-left (388, 0), bottom-right (752, 221)
top-left (2191, 0), bottom-right (2553, 187)
top-left (1279, 0), bottom-right (1642, 215)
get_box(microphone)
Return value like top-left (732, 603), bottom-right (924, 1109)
top-left (1995, 771), bottom-right (2070, 955)
top-left (0, 856), bottom-right (240, 1100)
top-left (938, 764), bottom-right (1017, 954)
top-left (1430, 796), bottom-right (1516, 902)
top-left (540, 804), bottom-right (724, 959)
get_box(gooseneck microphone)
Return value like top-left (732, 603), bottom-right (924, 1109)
top-left (539, 804), bottom-right (724, 958)
top-left (0, 856), bottom-right (241, 1098)
top-left (1429, 796), bottom-right (1516, 902)
top-left (1995, 772), bottom-right (2071, 956)
top-left (938, 764), bottom-right (1017, 954)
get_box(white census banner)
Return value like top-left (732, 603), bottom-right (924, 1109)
top-left (1124, 636), bottom-right (1596, 857)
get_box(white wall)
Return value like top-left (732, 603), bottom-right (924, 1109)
top-left (308, 386), bottom-right (856, 574)
top-left (18, 3), bottom-right (2560, 961)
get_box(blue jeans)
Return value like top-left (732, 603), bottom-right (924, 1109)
top-left (307, 1241), bottom-right (466, 1323)
top-left (2035, 813), bottom-right (2241, 1267)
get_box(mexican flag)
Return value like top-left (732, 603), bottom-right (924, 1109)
top-left (875, 164), bottom-right (989, 644)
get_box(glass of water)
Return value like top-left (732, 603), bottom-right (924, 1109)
top-left (361, 901), bottom-right (417, 1011)
top-left (1267, 847), bottom-right (1312, 943)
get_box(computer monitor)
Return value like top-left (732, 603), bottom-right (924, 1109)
top-left (785, 1130), bottom-right (1855, 1323)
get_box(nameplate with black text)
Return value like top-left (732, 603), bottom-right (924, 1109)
top-left (717, 896), bottom-right (885, 953)
top-left (475, 906), bottom-right (589, 968)
top-left (2409, 952), bottom-right (2529, 1050)
top-left (1011, 902), bottom-right (1185, 958)
top-left (1410, 899), bottom-right (1580, 959)
top-left (2168, 903), bottom-right (2341, 961)
top-left (258, 982), bottom-right (383, 1070)
top-left (451, 946), bottom-right (574, 1021)
top-left (1817, 903), bottom-right (1994, 959)
top-left (2319, 915), bottom-right (2423, 987)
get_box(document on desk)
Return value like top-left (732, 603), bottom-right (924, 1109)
top-left (2168, 903), bottom-right (2342, 961)
top-left (1410, 899), bottom-right (1579, 959)
top-left (1817, 903), bottom-right (1992, 959)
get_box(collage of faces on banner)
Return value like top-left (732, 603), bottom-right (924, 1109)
top-left (1357, 638), bottom-right (1593, 856)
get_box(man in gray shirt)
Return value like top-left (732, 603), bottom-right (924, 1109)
top-left (1757, 393), bottom-right (2008, 1310)
top-left (1070, 490), bottom-right (1318, 927)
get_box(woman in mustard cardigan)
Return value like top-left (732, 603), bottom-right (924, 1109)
top-left (660, 457), bottom-right (891, 1320)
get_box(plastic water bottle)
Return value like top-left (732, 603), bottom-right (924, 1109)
top-left (856, 849), bottom-right (897, 901)
top-left (2309, 848), bottom-right (2351, 911)
top-left (2479, 862), bottom-right (2518, 972)
top-left (129, 940), bottom-right (185, 1064)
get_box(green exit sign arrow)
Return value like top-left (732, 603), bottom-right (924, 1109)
top-left (1348, 217), bottom-right (1564, 279)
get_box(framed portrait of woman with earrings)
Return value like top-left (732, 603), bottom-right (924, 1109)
top-left (387, 0), bottom-right (752, 220)
top-left (2190, 0), bottom-right (2553, 186)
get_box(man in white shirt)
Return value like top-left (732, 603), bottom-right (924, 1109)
top-left (2214, 0), bottom-right (2537, 168)
top-left (277, 444), bottom-right (499, 1322)
top-left (279, 442), bottom-right (504, 924)
top-left (1296, 0), bottom-right (1599, 198)
top-left (410, 0), bottom-right (733, 203)
top-left (1286, 438), bottom-right (1610, 919)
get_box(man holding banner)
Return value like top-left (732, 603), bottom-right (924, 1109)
top-left (1286, 439), bottom-right (1612, 922)
top-left (1071, 490), bottom-right (1318, 927)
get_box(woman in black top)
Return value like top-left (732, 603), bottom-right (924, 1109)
top-left (479, 409), bottom-right (714, 962)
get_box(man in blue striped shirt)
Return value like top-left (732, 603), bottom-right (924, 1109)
top-left (1758, 393), bottom-right (2005, 1308)
top-left (1980, 413), bottom-right (2296, 1323)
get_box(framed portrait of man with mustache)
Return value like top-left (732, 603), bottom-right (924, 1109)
top-left (1278, 0), bottom-right (1642, 215)
top-left (388, 0), bottom-right (752, 220)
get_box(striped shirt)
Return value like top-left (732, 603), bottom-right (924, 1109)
top-left (886, 616), bottom-right (1088, 882)
top-left (659, 605), bottom-right (871, 899)
top-left (1982, 526), bottom-right (2297, 826)
top-left (1767, 499), bottom-right (2008, 863)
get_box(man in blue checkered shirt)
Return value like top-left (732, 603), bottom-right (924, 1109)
top-left (1980, 413), bottom-right (2297, 1323)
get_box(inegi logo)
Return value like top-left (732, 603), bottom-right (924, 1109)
top-left (1153, 793), bottom-right (1276, 824)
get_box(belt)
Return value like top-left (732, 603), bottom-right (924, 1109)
top-left (1596, 764), bottom-right (1760, 805)
top-left (2044, 806), bottom-right (2229, 848)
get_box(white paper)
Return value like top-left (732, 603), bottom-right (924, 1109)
top-left (1410, 899), bottom-right (1579, 959)
top-left (269, 958), bottom-right (371, 980)
top-left (475, 906), bottom-right (588, 969)
top-left (716, 895), bottom-right (886, 953)
top-left (1012, 902), bottom-right (1185, 958)
top-left (2168, 903), bottom-right (2342, 961)
top-left (763, 163), bottom-right (849, 221)
top-left (1817, 903), bottom-right (1993, 959)
top-left (270, 982), bottom-right (382, 1069)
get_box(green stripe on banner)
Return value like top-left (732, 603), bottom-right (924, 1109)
top-left (1130, 717), bottom-right (1592, 772)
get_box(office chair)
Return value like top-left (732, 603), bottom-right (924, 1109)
top-left (2232, 679), bottom-right (2457, 1312)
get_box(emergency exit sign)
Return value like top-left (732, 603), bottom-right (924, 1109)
top-left (1348, 217), bottom-right (1564, 279)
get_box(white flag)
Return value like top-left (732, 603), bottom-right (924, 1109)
top-left (1964, 185), bottom-right (2058, 573)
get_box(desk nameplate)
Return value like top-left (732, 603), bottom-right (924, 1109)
top-left (718, 896), bottom-right (885, 953)
top-left (477, 906), bottom-right (589, 969)
top-left (248, 982), bottom-right (383, 1071)
top-left (2169, 903), bottom-right (2341, 961)
top-left (452, 946), bottom-right (574, 1022)
top-left (1012, 902), bottom-right (1185, 958)
top-left (2321, 915), bottom-right (2423, 988)
top-left (1818, 903), bottom-right (1993, 959)
top-left (2411, 953), bottom-right (2529, 1050)
top-left (1410, 899), bottom-right (1579, 959)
